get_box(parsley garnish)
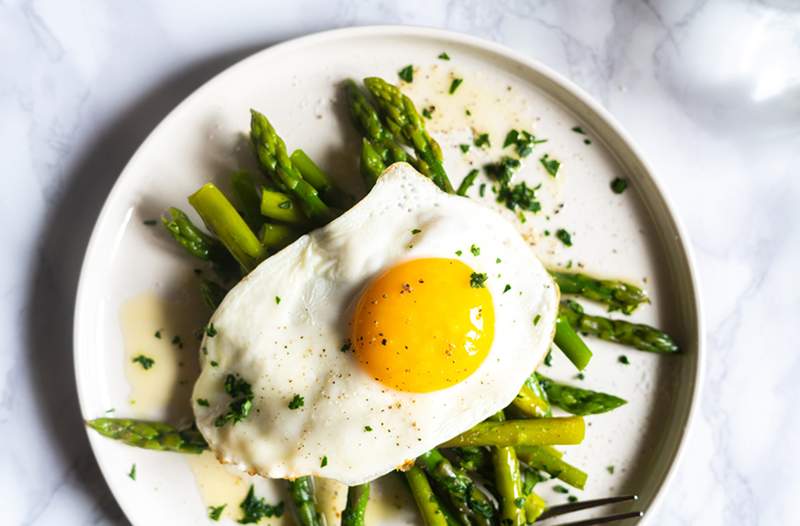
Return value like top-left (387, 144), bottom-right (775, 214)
top-left (449, 78), bottom-right (463, 94)
top-left (288, 394), bottom-right (305, 410)
top-left (238, 485), bottom-right (284, 524)
top-left (275, 296), bottom-right (281, 304)
top-left (320, 456), bottom-right (328, 467)
top-left (132, 355), bottom-right (154, 370)
top-left (455, 250), bottom-right (463, 256)
top-left (473, 132), bottom-right (490, 149)
top-left (208, 504), bottom-right (226, 521)
top-left (556, 229), bottom-right (573, 247)
top-left (459, 143), bottom-right (470, 153)
top-left (611, 177), bottom-right (628, 194)
top-left (498, 181), bottom-right (541, 214)
top-left (456, 169), bottom-right (479, 196)
top-left (197, 398), bottom-right (210, 407)
top-left (540, 154), bottom-right (561, 177)
top-left (576, 372), bottom-right (585, 380)
top-left (364, 425), bottom-right (373, 432)
top-left (128, 463), bottom-right (136, 480)
top-left (618, 355), bottom-right (630, 365)
top-left (214, 374), bottom-right (254, 427)
top-left (205, 323), bottom-right (218, 337)
top-left (484, 156), bottom-right (519, 186)
top-left (479, 183), bottom-right (486, 197)
top-left (470, 272), bottom-right (488, 288)
top-left (422, 106), bottom-right (435, 119)
top-left (503, 284), bottom-right (511, 293)
top-left (171, 335), bottom-right (183, 348)
top-left (411, 228), bottom-right (421, 235)
top-left (606, 465), bottom-right (615, 474)
top-left (533, 314), bottom-right (541, 325)
top-left (503, 129), bottom-right (546, 157)
top-left (210, 360), bottom-right (219, 367)
top-left (568, 495), bottom-right (578, 503)
top-left (340, 339), bottom-right (352, 353)
top-left (571, 126), bottom-right (585, 134)
top-left (470, 244), bottom-right (480, 256)
top-left (514, 497), bottom-right (526, 508)
top-left (154, 330), bottom-right (161, 339)
top-left (438, 52), bottom-right (450, 60)
top-left (398, 65), bottom-right (414, 83)
top-left (553, 485), bottom-right (569, 494)
top-left (544, 350), bottom-right (553, 367)
top-left (143, 219), bottom-right (157, 226)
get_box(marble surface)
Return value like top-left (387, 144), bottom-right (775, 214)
top-left (1, 0), bottom-right (798, 524)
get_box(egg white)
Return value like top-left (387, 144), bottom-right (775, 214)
top-left (192, 163), bottom-right (558, 485)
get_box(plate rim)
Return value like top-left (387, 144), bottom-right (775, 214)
top-left (73, 24), bottom-right (704, 525)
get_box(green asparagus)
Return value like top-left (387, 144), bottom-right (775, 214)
top-left (439, 417), bottom-right (585, 448)
top-left (511, 379), bottom-right (551, 419)
top-left (522, 492), bottom-right (546, 523)
top-left (288, 476), bottom-right (324, 526)
top-left (161, 207), bottom-right (237, 276)
top-left (359, 139), bottom-right (387, 189)
top-left (405, 467), bottom-right (452, 526)
top-left (551, 271), bottom-right (648, 314)
top-left (291, 149), bottom-right (350, 207)
top-left (341, 484), bottom-right (370, 526)
top-left (230, 170), bottom-right (264, 231)
top-left (535, 373), bottom-right (627, 416)
top-left (488, 412), bottom-right (525, 526)
top-left (515, 445), bottom-right (588, 490)
top-left (363, 77), bottom-right (454, 193)
top-left (456, 169), bottom-right (479, 197)
top-left (188, 183), bottom-right (265, 272)
top-left (250, 110), bottom-right (332, 222)
top-left (554, 315), bottom-right (594, 370)
top-left (560, 299), bottom-right (679, 353)
top-left (86, 418), bottom-right (207, 454)
top-left (259, 222), bottom-right (301, 252)
top-left (260, 188), bottom-right (309, 224)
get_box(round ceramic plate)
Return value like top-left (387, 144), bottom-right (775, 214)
top-left (74, 26), bottom-right (702, 525)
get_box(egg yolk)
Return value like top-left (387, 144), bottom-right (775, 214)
top-left (351, 258), bottom-right (495, 392)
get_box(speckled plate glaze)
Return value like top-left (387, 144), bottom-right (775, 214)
top-left (74, 26), bottom-right (702, 525)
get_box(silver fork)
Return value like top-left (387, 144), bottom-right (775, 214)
top-left (542, 494), bottom-right (643, 526)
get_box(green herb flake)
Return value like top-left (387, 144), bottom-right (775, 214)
top-left (576, 372), bottom-right (585, 380)
top-left (411, 228), bottom-right (422, 235)
top-left (503, 284), bottom-right (511, 293)
top-left (320, 456), bottom-right (328, 468)
top-left (288, 394), bottom-right (305, 410)
top-left (544, 350), bottom-right (553, 367)
top-left (364, 425), bottom-right (373, 432)
top-left (459, 143), bottom-right (470, 153)
top-left (398, 65), bottom-right (414, 83)
top-left (438, 52), bottom-right (450, 60)
top-left (197, 398), bottom-right (210, 407)
top-left (606, 465), bottom-right (615, 474)
top-left (618, 355), bottom-right (630, 365)
top-left (456, 169), bottom-right (479, 196)
top-left (171, 335), bottom-right (183, 348)
top-left (533, 314), bottom-right (541, 325)
top-left (455, 250), bottom-right (463, 256)
top-left (504, 129), bottom-right (547, 157)
top-left (154, 330), bottom-right (161, 339)
top-left (105, 408), bottom-right (115, 414)
top-left (214, 374), bottom-right (254, 427)
top-left (611, 177), bottom-right (629, 194)
top-left (584, 139), bottom-right (592, 145)
top-left (470, 244), bottom-right (480, 256)
top-left (553, 485), bottom-right (569, 494)
top-left (143, 219), bottom-right (157, 226)
top-left (128, 463), bottom-right (136, 480)
top-left (498, 181), bottom-right (542, 216)
top-left (341, 339), bottom-right (352, 353)
top-left (422, 105), bottom-right (435, 119)
top-left (539, 154), bottom-right (561, 177)
top-left (238, 485), bottom-right (284, 524)
top-left (205, 323), bottom-right (218, 337)
top-left (465, 108), bottom-right (472, 116)
top-left (449, 77), bottom-right (463, 94)
top-left (470, 272), bottom-right (488, 288)
top-left (132, 355), bottom-right (154, 370)
top-left (496, 258), bottom-right (502, 263)
top-left (210, 360), bottom-right (219, 367)
top-left (484, 156), bottom-right (520, 186)
top-left (479, 183), bottom-right (486, 197)
top-left (568, 495), bottom-right (578, 503)
top-left (555, 229), bottom-right (573, 247)
top-left (514, 497), bottom-right (526, 508)
top-left (473, 132), bottom-right (490, 149)
top-left (275, 296), bottom-right (281, 304)
top-left (208, 504), bottom-right (226, 521)
top-left (571, 126), bottom-right (585, 134)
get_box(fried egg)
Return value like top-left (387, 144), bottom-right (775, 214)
top-left (192, 163), bottom-right (558, 485)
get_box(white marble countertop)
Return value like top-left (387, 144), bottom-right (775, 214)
top-left (2, 1), bottom-right (798, 524)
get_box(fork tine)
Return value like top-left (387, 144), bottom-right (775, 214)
top-left (549, 510), bottom-right (644, 526)
top-left (539, 494), bottom-right (639, 520)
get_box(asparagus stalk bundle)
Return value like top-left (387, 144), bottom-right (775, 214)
top-left (439, 417), bottom-right (585, 448)
top-left (488, 412), bottom-right (526, 526)
top-left (535, 373), bottom-right (627, 416)
top-left (550, 271), bottom-right (648, 314)
top-left (86, 418), bottom-right (207, 454)
top-left (288, 476), bottom-right (325, 526)
top-left (341, 484), bottom-right (370, 526)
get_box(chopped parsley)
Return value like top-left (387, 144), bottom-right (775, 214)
top-left (128, 463), bottom-right (136, 480)
top-left (514, 497), bottom-right (526, 508)
top-left (143, 219), bottom-right (157, 226)
top-left (411, 228), bottom-right (422, 235)
top-left (469, 272), bottom-right (488, 288)
top-left (214, 374), bottom-right (254, 427)
top-left (422, 106), bottom-right (435, 119)
top-left (473, 132), bottom-right (490, 149)
top-left (210, 360), bottom-right (219, 367)
top-left (364, 425), bottom-right (373, 432)
top-left (196, 398), bottom-right (210, 407)
top-left (438, 52), bottom-right (450, 60)
top-left (456, 169), bottom-right (479, 196)
top-left (470, 244), bottom-right (480, 256)
top-left (154, 330), bottom-right (161, 339)
top-left (496, 258), bottom-right (502, 263)
top-left (449, 77), bottom-right (463, 94)
top-left (398, 65), bottom-right (414, 83)
top-left (132, 355), bottom-right (154, 370)
top-left (484, 156), bottom-right (520, 186)
top-left (584, 138), bottom-right (592, 145)
top-left (503, 129), bottom-right (546, 157)
top-left (611, 177), bottom-right (629, 194)
top-left (455, 250), bottom-right (463, 256)
top-left (205, 323), bottom-right (218, 337)
top-left (341, 339), bottom-right (352, 353)
top-left (571, 126), bottom-right (585, 134)
top-left (238, 485), bottom-right (284, 524)
top-left (553, 485), bottom-right (569, 494)
top-left (171, 335), bottom-right (183, 348)
top-left (544, 350), bottom-right (553, 367)
top-left (320, 456), bottom-right (328, 468)
top-left (275, 296), bottom-right (281, 304)
top-left (606, 465), bottom-right (615, 474)
top-left (555, 229), bottom-right (573, 247)
top-left (498, 181), bottom-right (541, 214)
top-left (288, 394), bottom-right (305, 410)
top-left (539, 154), bottom-right (561, 177)
top-left (479, 183), bottom-right (486, 197)
top-left (568, 495), bottom-right (578, 503)
top-left (208, 504), bottom-right (226, 521)
top-left (465, 108), bottom-right (472, 116)
top-left (533, 314), bottom-right (541, 325)
top-left (576, 372), bottom-right (585, 380)
top-left (618, 355), bottom-right (630, 365)
top-left (503, 284), bottom-right (512, 293)
top-left (459, 143), bottom-right (470, 153)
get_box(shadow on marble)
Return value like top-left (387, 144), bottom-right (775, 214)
top-left (22, 39), bottom-right (296, 525)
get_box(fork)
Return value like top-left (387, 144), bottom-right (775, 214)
top-left (542, 494), bottom-right (643, 526)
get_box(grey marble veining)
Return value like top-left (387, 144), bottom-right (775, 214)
top-left (1, 0), bottom-right (798, 524)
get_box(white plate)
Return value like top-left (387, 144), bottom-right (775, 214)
top-left (74, 26), bottom-right (702, 525)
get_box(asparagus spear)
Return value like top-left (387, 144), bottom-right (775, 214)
top-left (161, 207), bottom-right (238, 276)
top-left (535, 373), bottom-right (627, 416)
top-left (249, 110), bottom-right (332, 222)
top-left (188, 183), bottom-right (265, 272)
top-left (511, 380), bottom-right (551, 418)
top-left (488, 412), bottom-right (525, 526)
top-left (259, 222), bottom-right (301, 252)
top-left (456, 169), bottom-right (479, 197)
top-left (345, 80), bottom-right (409, 163)
top-left (439, 417), bottom-right (585, 448)
top-left (341, 484), bottom-right (370, 526)
top-left (522, 492), bottom-right (546, 523)
top-left (230, 170), bottom-right (265, 231)
top-left (290, 149), bottom-right (350, 208)
top-left (86, 418), bottom-right (207, 454)
top-left (550, 271), bottom-right (648, 314)
top-left (363, 77), bottom-right (454, 193)
top-left (359, 138), bottom-right (387, 189)
top-left (288, 476), bottom-right (324, 526)
top-left (515, 445), bottom-right (588, 490)
top-left (560, 299), bottom-right (679, 353)
top-left (405, 467), bottom-right (453, 526)
top-left (260, 188), bottom-right (309, 224)
top-left (416, 449), bottom-right (495, 526)
top-left (554, 316), bottom-right (593, 370)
